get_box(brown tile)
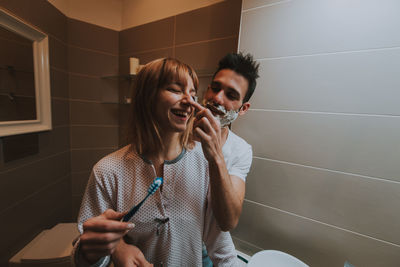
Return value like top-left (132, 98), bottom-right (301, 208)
top-left (71, 171), bottom-right (91, 195)
top-left (49, 36), bottom-right (68, 70)
top-left (119, 48), bottom-right (174, 75)
top-left (2, 132), bottom-right (38, 162)
top-left (68, 46), bottom-right (118, 76)
top-left (0, 176), bottom-right (71, 259)
top-left (52, 98), bottom-right (69, 126)
top-left (175, 37), bottom-right (238, 72)
top-left (197, 75), bottom-right (213, 103)
top-left (70, 148), bottom-right (116, 172)
top-left (175, 0), bottom-right (242, 45)
top-left (0, 95), bottom-right (35, 121)
top-left (0, 0), bottom-right (67, 42)
top-left (68, 18), bottom-right (119, 54)
top-left (70, 125), bottom-right (119, 149)
top-left (50, 68), bottom-right (68, 98)
top-left (0, 151), bottom-right (70, 212)
top-left (69, 74), bottom-right (118, 102)
top-left (0, 128), bottom-right (69, 172)
top-left (70, 101), bottom-right (118, 125)
top-left (72, 194), bottom-right (84, 220)
top-left (119, 17), bottom-right (174, 54)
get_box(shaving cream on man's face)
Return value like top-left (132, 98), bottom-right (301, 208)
top-left (203, 100), bottom-right (239, 127)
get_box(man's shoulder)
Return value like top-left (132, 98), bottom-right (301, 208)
top-left (226, 130), bottom-right (251, 150)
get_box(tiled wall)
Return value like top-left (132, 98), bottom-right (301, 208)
top-left (0, 0), bottom-right (71, 265)
top-left (67, 18), bottom-right (120, 218)
top-left (0, 0), bottom-right (242, 264)
top-left (232, 0), bottom-right (400, 266)
top-left (118, 0), bottom-right (242, 145)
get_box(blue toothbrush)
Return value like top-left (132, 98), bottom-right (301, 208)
top-left (122, 177), bottom-right (163, 222)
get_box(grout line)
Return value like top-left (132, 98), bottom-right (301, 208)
top-left (172, 16), bottom-right (176, 58)
top-left (68, 71), bottom-right (102, 79)
top-left (248, 108), bottom-right (400, 118)
top-left (120, 46), bottom-right (174, 57)
top-left (70, 147), bottom-right (118, 151)
top-left (174, 35), bottom-right (238, 48)
top-left (242, 0), bottom-right (293, 13)
top-left (68, 43), bottom-right (118, 57)
top-left (253, 156), bottom-right (400, 185)
top-left (0, 150), bottom-right (69, 174)
top-left (70, 124), bottom-right (119, 128)
top-left (0, 174), bottom-right (70, 215)
top-left (256, 45), bottom-right (400, 62)
top-left (52, 96), bottom-right (69, 101)
top-left (69, 98), bottom-right (102, 104)
top-left (119, 35), bottom-right (237, 57)
top-left (244, 199), bottom-right (400, 248)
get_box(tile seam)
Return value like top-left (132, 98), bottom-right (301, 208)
top-left (244, 199), bottom-right (400, 248)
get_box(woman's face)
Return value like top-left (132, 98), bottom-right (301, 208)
top-left (154, 73), bottom-right (196, 133)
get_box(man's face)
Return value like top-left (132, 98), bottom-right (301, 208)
top-left (203, 69), bottom-right (250, 117)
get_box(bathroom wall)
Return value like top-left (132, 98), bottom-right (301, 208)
top-left (232, 0), bottom-right (400, 266)
top-left (0, 0), bottom-right (71, 265)
top-left (118, 0), bottom-right (242, 145)
top-left (67, 18), bottom-right (120, 218)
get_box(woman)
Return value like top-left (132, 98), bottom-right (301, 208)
top-left (73, 58), bottom-right (237, 266)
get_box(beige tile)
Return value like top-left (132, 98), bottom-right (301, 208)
top-left (232, 201), bottom-right (400, 267)
top-left (70, 125), bottom-right (119, 149)
top-left (251, 48), bottom-right (400, 115)
top-left (70, 101), bottom-right (118, 125)
top-left (51, 98), bottom-right (69, 126)
top-left (119, 17), bottom-right (174, 54)
top-left (175, 0), bottom-right (241, 45)
top-left (175, 37), bottom-right (238, 72)
top-left (240, 0), bottom-right (400, 59)
top-left (0, 151), bottom-right (70, 212)
top-left (233, 110), bottom-right (400, 182)
top-left (246, 157), bottom-right (400, 244)
top-left (68, 46), bottom-right (118, 76)
top-left (71, 171), bottom-right (91, 195)
top-left (68, 18), bottom-right (118, 54)
top-left (70, 148), bottom-right (116, 173)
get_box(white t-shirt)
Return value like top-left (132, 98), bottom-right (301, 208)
top-left (222, 130), bottom-right (253, 181)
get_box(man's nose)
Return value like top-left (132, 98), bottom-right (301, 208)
top-left (213, 90), bottom-right (224, 104)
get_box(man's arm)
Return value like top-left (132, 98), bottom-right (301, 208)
top-left (192, 101), bottom-right (246, 231)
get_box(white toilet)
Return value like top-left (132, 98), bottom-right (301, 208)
top-left (9, 223), bottom-right (79, 267)
top-left (247, 250), bottom-right (309, 267)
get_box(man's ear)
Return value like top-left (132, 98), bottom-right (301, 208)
top-left (238, 102), bottom-right (250, 116)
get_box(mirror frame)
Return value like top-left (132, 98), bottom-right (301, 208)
top-left (0, 7), bottom-right (51, 137)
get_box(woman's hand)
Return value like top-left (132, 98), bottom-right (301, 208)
top-left (112, 240), bottom-right (153, 267)
top-left (79, 209), bottom-right (135, 264)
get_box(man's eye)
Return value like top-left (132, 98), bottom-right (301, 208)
top-left (227, 92), bottom-right (239, 100)
top-left (211, 86), bottom-right (221, 93)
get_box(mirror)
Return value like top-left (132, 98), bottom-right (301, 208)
top-left (0, 7), bottom-right (51, 137)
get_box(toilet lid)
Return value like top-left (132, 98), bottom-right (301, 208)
top-left (247, 250), bottom-right (309, 267)
top-left (20, 223), bottom-right (79, 263)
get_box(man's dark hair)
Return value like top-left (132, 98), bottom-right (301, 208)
top-left (213, 52), bottom-right (259, 103)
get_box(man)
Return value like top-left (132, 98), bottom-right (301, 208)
top-left (193, 52), bottom-right (259, 230)
top-left (191, 52), bottom-right (259, 266)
